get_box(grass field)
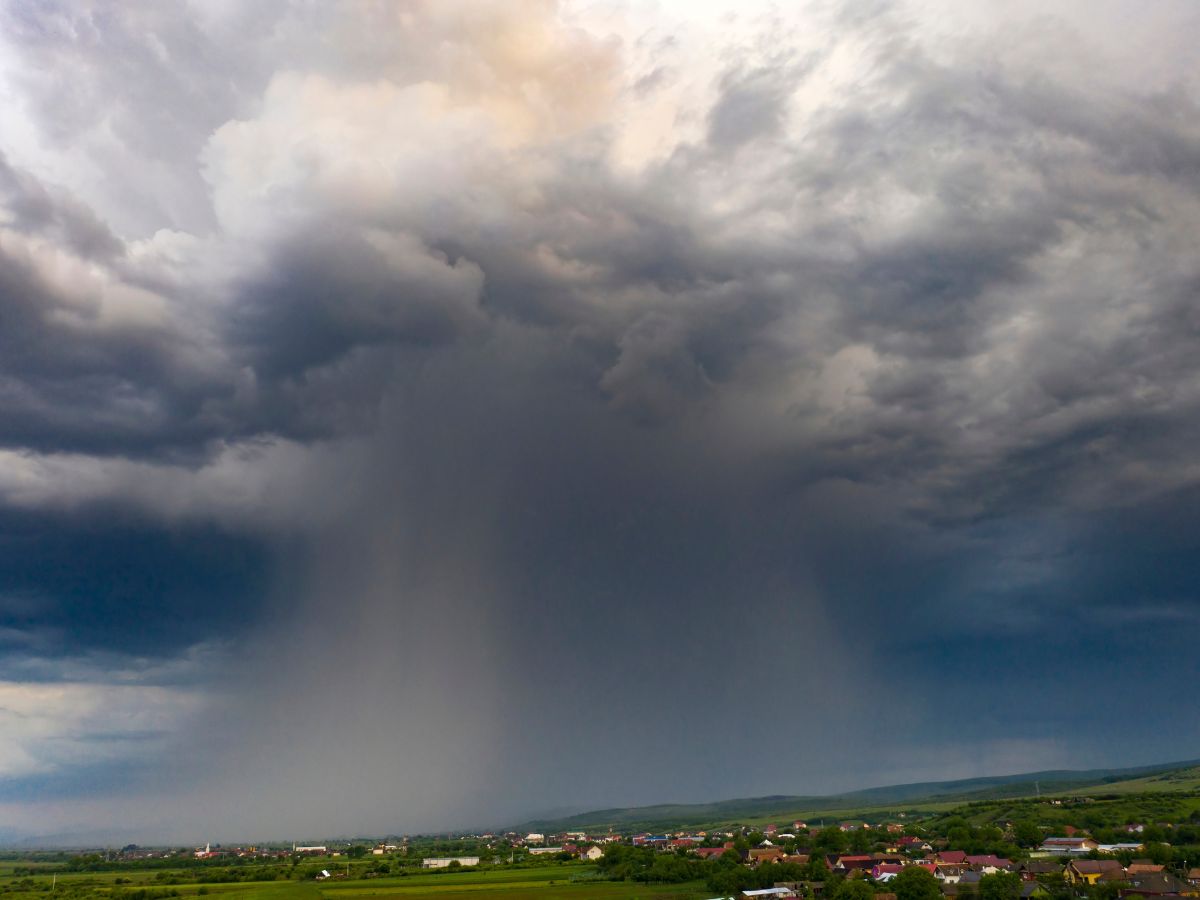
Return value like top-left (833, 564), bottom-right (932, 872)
top-left (0, 864), bottom-right (712, 900)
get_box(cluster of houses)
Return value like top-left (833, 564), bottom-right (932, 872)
top-left (703, 853), bottom-right (1200, 900)
top-left (697, 845), bottom-right (1200, 900)
top-left (480, 824), bottom-right (1200, 900)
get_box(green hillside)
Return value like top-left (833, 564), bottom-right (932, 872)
top-left (515, 758), bottom-right (1200, 833)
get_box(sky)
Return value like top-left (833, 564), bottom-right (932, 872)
top-left (0, 0), bottom-right (1199, 845)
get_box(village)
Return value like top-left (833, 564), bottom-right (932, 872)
top-left (110, 813), bottom-right (1200, 900)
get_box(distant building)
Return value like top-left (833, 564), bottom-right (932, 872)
top-left (422, 857), bottom-right (480, 869)
top-left (1041, 838), bottom-right (1098, 856)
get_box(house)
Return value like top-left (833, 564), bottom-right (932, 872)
top-left (1019, 861), bottom-right (1062, 880)
top-left (943, 872), bottom-right (982, 894)
top-left (1186, 869), bottom-right (1200, 887)
top-left (1121, 873), bottom-right (1199, 897)
top-left (1020, 883), bottom-right (1049, 899)
top-left (936, 865), bottom-right (966, 884)
top-left (742, 889), bottom-right (798, 899)
top-left (1065, 860), bottom-right (1124, 885)
top-left (750, 848), bottom-right (788, 866)
top-left (873, 864), bottom-right (905, 882)
top-left (694, 847), bottom-right (732, 860)
top-left (1126, 864), bottom-right (1165, 875)
top-left (937, 852), bottom-right (968, 866)
top-left (831, 855), bottom-right (875, 873)
top-left (1041, 837), bottom-right (1098, 855)
top-left (966, 855), bottom-right (1014, 873)
top-left (583, 845), bottom-right (604, 861)
top-left (525, 833), bottom-right (545, 844)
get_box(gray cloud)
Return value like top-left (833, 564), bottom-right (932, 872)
top-left (0, 0), bottom-right (1199, 841)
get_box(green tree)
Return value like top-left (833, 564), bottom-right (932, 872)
top-left (1087, 881), bottom-right (1122, 900)
top-left (893, 866), bottom-right (940, 900)
top-left (979, 872), bottom-right (1021, 900)
top-left (834, 878), bottom-right (876, 900)
top-left (849, 830), bottom-right (873, 853)
top-left (815, 827), bottom-right (848, 853)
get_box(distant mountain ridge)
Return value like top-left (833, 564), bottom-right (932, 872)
top-left (515, 758), bottom-right (1200, 833)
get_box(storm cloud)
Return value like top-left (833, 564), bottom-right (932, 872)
top-left (0, 0), bottom-right (1199, 842)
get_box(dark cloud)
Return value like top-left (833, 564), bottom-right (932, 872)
top-left (0, 509), bottom-right (269, 659)
top-left (707, 64), bottom-right (801, 151)
top-left (230, 227), bottom-right (485, 378)
top-left (0, 0), bottom-right (1198, 841)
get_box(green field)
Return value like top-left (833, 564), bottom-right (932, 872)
top-left (0, 864), bottom-right (711, 900)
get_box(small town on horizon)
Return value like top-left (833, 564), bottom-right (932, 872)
top-left (15, 765), bottom-right (1200, 900)
top-left (3, 1), bottom-right (1200, 900)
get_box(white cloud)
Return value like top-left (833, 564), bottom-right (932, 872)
top-left (0, 680), bottom-right (204, 779)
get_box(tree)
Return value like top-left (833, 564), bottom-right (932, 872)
top-left (815, 827), bottom-right (848, 853)
top-left (893, 866), bottom-right (940, 900)
top-left (834, 878), bottom-right (876, 900)
top-left (979, 872), bottom-right (1021, 900)
top-left (1087, 881), bottom-right (1122, 900)
top-left (848, 830), bottom-right (873, 853)
top-left (804, 855), bottom-right (831, 882)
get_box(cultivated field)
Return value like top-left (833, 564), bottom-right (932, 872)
top-left (0, 862), bottom-right (710, 900)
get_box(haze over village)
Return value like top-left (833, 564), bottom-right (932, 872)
top-left (0, 1), bottom-right (1199, 886)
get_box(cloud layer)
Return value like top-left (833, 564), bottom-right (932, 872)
top-left (0, 0), bottom-right (1199, 842)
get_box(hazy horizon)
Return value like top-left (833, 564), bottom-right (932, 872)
top-left (1, 0), bottom-right (1199, 846)
top-left (7, 754), bottom-right (1198, 847)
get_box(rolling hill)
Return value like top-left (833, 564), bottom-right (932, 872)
top-left (515, 758), bottom-right (1200, 834)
